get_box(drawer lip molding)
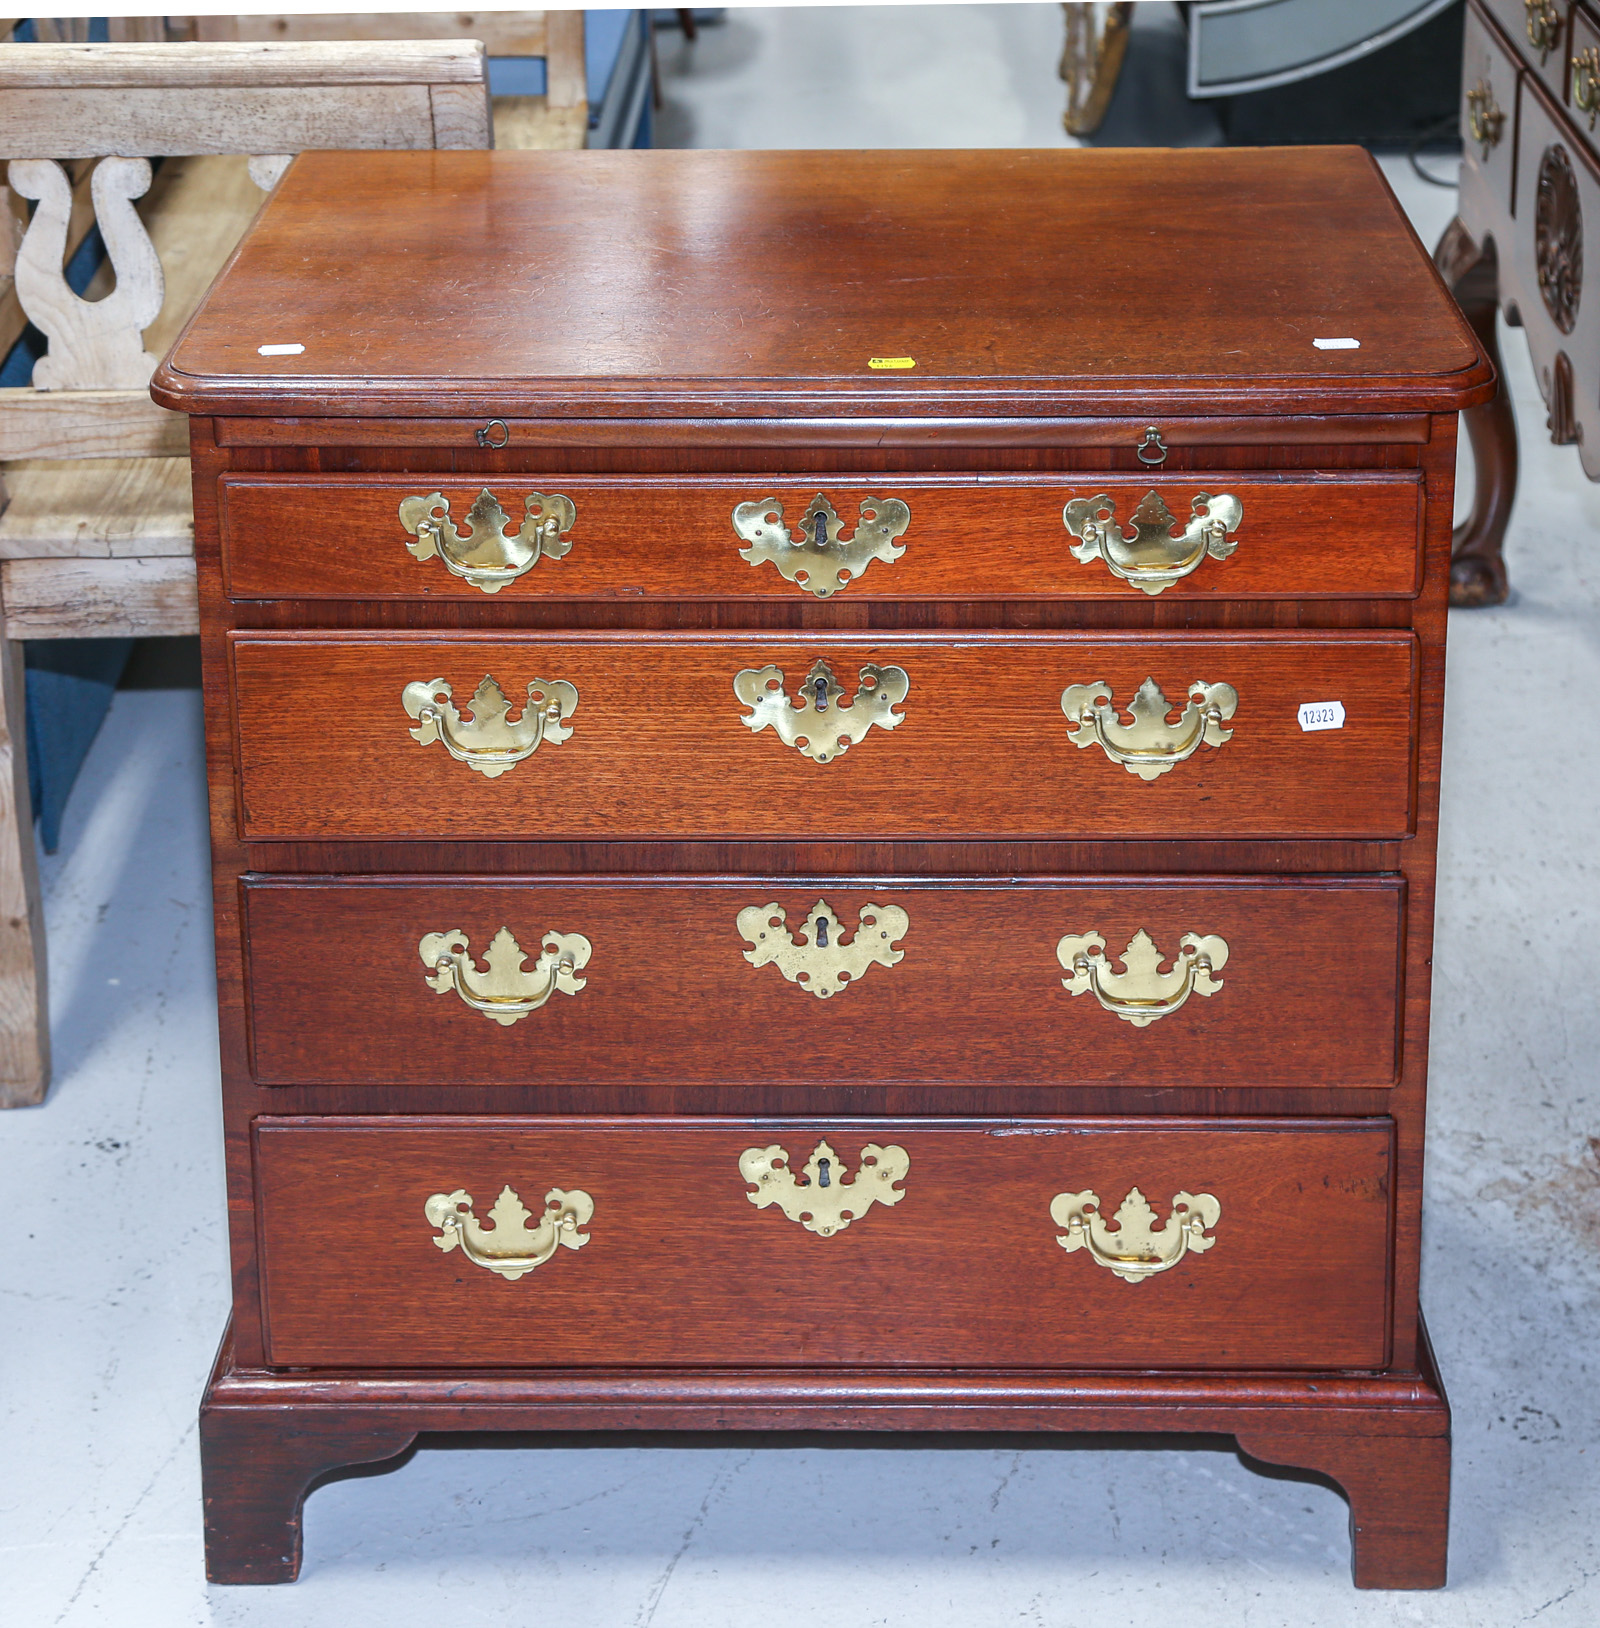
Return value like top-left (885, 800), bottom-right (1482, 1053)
top-left (251, 1115), bottom-right (1396, 1372)
top-left (226, 629), bottom-right (1420, 844)
top-left (216, 469), bottom-right (1426, 603)
top-left (238, 873), bottom-right (1406, 1090)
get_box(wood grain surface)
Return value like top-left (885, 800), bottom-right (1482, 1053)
top-left (151, 148), bottom-right (1494, 420)
top-left (252, 1115), bottom-right (1395, 1370)
top-left (227, 630), bottom-right (1419, 841)
top-left (217, 471), bottom-right (1424, 602)
top-left (240, 874), bottom-right (1404, 1089)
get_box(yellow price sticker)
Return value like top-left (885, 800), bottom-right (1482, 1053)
top-left (868, 356), bottom-right (916, 370)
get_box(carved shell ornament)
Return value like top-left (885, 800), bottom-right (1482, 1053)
top-left (1536, 144), bottom-right (1583, 335)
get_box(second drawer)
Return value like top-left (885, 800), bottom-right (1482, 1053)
top-left (230, 631), bottom-right (1419, 841)
top-left (241, 875), bottom-right (1403, 1089)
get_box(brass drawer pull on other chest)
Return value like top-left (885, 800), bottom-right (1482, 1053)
top-left (425, 1184), bottom-right (593, 1279)
top-left (734, 657), bottom-right (908, 762)
top-left (419, 927), bottom-right (591, 1025)
top-left (1060, 676), bottom-right (1236, 780)
top-left (403, 674), bottom-right (578, 778)
top-left (740, 1139), bottom-right (910, 1236)
top-left (1056, 928), bottom-right (1229, 1026)
top-left (1467, 80), bottom-right (1506, 156)
top-left (737, 898), bottom-right (908, 998)
top-left (1063, 489), bottom-right (1242, 594)
top-left (1574, 48), bottom-right (1600, 130)
top-left (1051, 1187), bottom-right (1220, 1283)
top-left (732, 492), bottom-right (911, 597)
top-left (1528, 0), bottom-right (1562, 62)
top-left (397, 487), bottom-right (576, 592)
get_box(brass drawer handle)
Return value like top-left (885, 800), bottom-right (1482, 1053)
top-left (1467, 79), bottom-right (1506, 154)
top-left (398, 486), bottom-right (576, 592)
top-left (1056, 928), bottom-right (1229, 1026)
top-left (737, 898), bottom-right (908, 999)
top-left (1574, 48), bottom-right (1600, 129)
top-left (1051, 1187), bottom-right (1220, 1283)
top-left (419, 926), bottom-right (591, 1025)
top-left (403, 673), bottom-right (578, 778)
top-left (733, 492), bottom-right (910, 597)
top-left (1064, 489), bottom-right (1241, 594)
top-left (426, 1184), bottom-right (592, 1280)
top-left (735, 656), bottom-right (908, 762)
top-left (740, 1138), bottom-right (909, 1236)
top-left (1528, 0), bottom-right (1561, 62)
top-left (1060, 676), bottom-right (1236, 780)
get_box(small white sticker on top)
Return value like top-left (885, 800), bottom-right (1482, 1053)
top-left (258, 343), bottom-right (304, 356)
top-left (1313, 337), bottom-right (1360, 350)
top-left (1298, 701), bottom-right (1346, 732)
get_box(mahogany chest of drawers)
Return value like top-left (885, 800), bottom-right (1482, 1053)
top-left (152, 146), bottom-right (1491, 1588)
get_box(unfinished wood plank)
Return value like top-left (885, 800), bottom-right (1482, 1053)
top-left (0, 84), bottom-right (446, 160)
top-left (544, 9), bottom-right (587, 110)
top-left (195, 13), bottom-right (551, 57)
top-left (85, 154), bottom-right (264, 359)
top-left (493, 96), bottom-right (588, 152)
top-left (10, 156), bottom-right (163, 388)
top-left (0, 553), bottom-right (197, 637)
top-left (0, 627), bottom-right (47, 1104)
top-left (0, 38), bottom-right (488, 89)
top-left (0, 457), bottom-right (193, 558)
top-left (430, 81), bottom-right (493, 149)
top-left (0, 389), bottom-right (186, 460)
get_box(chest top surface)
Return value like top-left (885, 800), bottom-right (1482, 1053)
top-left (152, 145), bottom-right (1490, 421)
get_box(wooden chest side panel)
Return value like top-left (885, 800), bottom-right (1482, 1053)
top-left (240, 875), bottom-right (1403, 1089)
top-left (217, 471), bottom-right (1424, 601)
top-left (253, 1116), bottom-right (1395, 1371)
top-left (228, 632), bottom-right (1419, 841)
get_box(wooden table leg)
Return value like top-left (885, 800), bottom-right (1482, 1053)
top-left (1436, 217), bottom-right (1517, 608)
top-left (1235, 1427), bottom-right (1450, 1589)
top-left (0, 619), bottom-right (50, 1105)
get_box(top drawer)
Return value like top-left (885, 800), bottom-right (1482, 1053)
top-left (217, 471), bottom-right (1425, 603)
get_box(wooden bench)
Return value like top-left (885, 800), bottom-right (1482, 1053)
top-left (0, 37), bottom-right (494, 1104)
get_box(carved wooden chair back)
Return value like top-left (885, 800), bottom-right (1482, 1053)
top-left (0, 39), bottom-right (493, 1106)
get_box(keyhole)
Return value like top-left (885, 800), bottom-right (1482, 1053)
top-left (812, 677), bottom-right (830, 711)
top-left (816, 916), bottom-right (830, 947)
top-left (817, 1158), bottom-right (832, 1188)
top-left (810, 510), bottom-right (828, 547)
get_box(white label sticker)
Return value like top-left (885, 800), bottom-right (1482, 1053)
top-left (1298, 701), bottom-right (1346, 732)
top-left (1313, 337), bottom-right (1360, 350)
top-left (257, 343), bottom-right (304, 356)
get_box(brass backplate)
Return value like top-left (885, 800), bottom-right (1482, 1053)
top-left (425, 1184), bottom-right (593, 1280)
top-left (732, 492), bottom-right (911, 597)
top-left (737, 898), bottom-right (908, 998)
top-left (739, 1139), bottom-right (909, 1236)
top-left (1063, 489), bottom-right (1241, 594)
top-left (419, 926), bottom-right (591, 1025)
top-left (398, 487), bottom-right (576, 592)
top-left (1051, 1187), bottom-right (1220, 1283)
top-left (1056, 928), bottom-right (1228, 1026)
top-left (403, 673), bottom-right (578, 778)
top-left (1060, 676), bottom-right (1236, 780)
top-left (734, 657), bottom-right (908, 762)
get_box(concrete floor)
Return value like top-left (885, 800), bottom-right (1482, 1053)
top-left (4, 7), bottom-right (1598, 1624)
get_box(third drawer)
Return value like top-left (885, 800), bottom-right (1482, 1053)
top-left (240, 874), bottom-right (1404, 1088)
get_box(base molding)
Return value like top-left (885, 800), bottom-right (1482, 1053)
top-left (200, 1319), bottom-right (1451, 1588)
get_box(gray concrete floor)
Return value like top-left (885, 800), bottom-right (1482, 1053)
top-left (4, 6), bottom-right (1598, 1623)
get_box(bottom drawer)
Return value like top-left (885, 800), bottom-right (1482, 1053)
top-left (255, 1116), bottom-right (1393, 1371)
